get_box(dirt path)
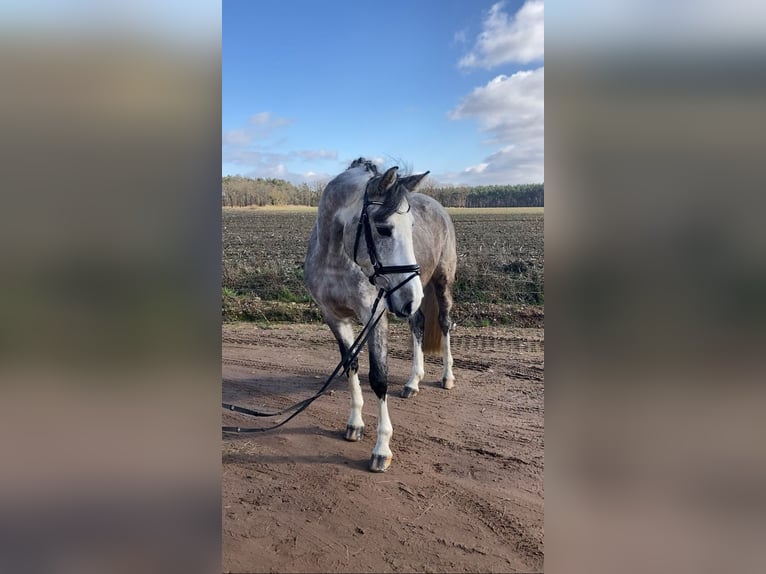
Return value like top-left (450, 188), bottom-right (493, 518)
top-left (222, 321), bottom-right (544, 573)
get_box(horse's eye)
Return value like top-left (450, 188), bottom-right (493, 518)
top-left (376, 226), bottom-right (393, 237)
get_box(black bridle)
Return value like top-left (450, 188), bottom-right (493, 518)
top-left (352, 187), bottom-right (421, 304)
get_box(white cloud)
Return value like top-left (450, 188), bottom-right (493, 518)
top-left (222, 128), bottom-right (254, 147)
top-left (248, 111), bottom-right (290, 127)
top-left (302, 171), bottom-right (332, 183)
top-left (459, 0), bottom-right (544, 69)
top-left (293, 149), bottom-right (338, 161)
top-left (449, 68), bottom-right (543, 144)
top-left (272, 164), bottom-right (287, 177)
top-left (223, 111), bottom-right (294, 147)
top-left (463, 141), bottom-right (543, 184)
top-left (447, 2), bottom-right (544, 184)
top-left (446, 67), bottom-right (544, 184)
top-left (464, 162), bottom-right (489, 174)
top-left (222, 112), bottom-right (338, 183)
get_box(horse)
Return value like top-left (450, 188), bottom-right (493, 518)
top-left (304, 157), bottom-right (457, 472)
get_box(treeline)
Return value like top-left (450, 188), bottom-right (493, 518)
top-left (420, 183), bottom-right (543, 208)
top-left (222, 175), bottom-right (325, 207)
top-left (222, 176), bottom-right (543, 208)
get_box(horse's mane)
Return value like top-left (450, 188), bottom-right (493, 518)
top-left (347, 157), bottom-right (409, 222)
top-left (347, 157), bottom-right (379, 174)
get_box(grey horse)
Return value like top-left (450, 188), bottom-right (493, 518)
top-left (305, 158), bottom-right (457, 472)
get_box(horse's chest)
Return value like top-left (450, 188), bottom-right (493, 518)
top-left (317, 273), bottom-right (373, 318)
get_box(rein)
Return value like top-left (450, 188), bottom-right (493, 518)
top-left (222, 288), bottom-right (387, 433)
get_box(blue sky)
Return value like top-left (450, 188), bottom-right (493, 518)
top-left (223, 0), bottom-right (543, 186)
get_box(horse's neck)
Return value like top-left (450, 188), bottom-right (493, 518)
top-left (317, 193), bottom-right (361, 241)
top-left (315, 167), bottom-right (370, 254)
top-left (322, 167), bottom-right (372, 211)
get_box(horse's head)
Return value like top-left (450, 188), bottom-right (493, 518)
top-left (346, 166), bottom-right (428, 318)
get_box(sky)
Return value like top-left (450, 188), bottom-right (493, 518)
top-left (222, 0), bottom-right (543, 186)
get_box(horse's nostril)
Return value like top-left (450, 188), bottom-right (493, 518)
top-left (401, 301), bottom-right (414, 316)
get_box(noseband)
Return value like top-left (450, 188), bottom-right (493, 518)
top-left (352, 188), bottom-right (421, 301)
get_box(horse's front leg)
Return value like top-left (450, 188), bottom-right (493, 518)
top-left (328, 320), bottom-right (365, 441)
top-left (367, 313), bottom-right (393, 472)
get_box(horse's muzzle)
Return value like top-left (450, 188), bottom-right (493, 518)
top-left (390, 296), bottom-right (420, 319)
top-left (397, 300), bottom-right (415, 318)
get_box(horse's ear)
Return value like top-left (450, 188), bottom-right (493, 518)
top-left (399, 171), bottom-right (430, 191)
top-left (378, 166), bottom-right (399, 193)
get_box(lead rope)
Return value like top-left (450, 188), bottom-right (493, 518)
top-left (222, 288), bottom-right (387, 434)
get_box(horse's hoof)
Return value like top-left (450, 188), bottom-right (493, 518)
top-left (369, 454), bottom-right (392, 473)
top-left (400, 386), bottom-right (418, 399)
top-left (442, 377), bottom-right (455, 390)
top-left (344, 425), bottom-right (364, 441)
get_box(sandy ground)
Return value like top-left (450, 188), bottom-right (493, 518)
top-left (222, 320), bottom-right (544, 573)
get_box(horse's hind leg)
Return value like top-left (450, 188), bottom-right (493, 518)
top-left (434, 278), bottom-right (455, 389)
top-left (328, 320), bottom-right (365, 441)
top-left (401, 308), bottom-right (425, 398)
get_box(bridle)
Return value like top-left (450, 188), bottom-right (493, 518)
top-left (352, 184), bottom-right (421, 306)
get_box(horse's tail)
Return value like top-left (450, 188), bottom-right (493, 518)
top-left (421, 283), bottom-right (443, 356)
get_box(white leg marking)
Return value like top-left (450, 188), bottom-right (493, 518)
top-left (442, 332), bottom-right (455, 389)
top-left (372, 396), bottom-right (393, 459)
top-left (403, 335), bottom-right (424, 396)
top-left (347, 371), bottom-right (365, 430)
